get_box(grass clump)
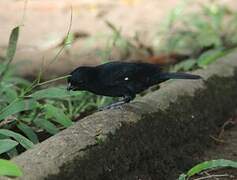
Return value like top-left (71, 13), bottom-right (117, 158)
top-left (0, 26), bottom-right (112, 161)
top-left (154, 0), bottom-right (237, 71)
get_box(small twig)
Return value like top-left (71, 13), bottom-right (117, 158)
top-left (193, 174), bottom-right (232, 180)
top-left (22, 56), bottom-right (45, 94)
top-left (22, 74), bottom-right (71, 98)
top-left (25, 6), bottom-right (73, 92)
top-left (36, 75), bottom-right (71, 87)
top-left (218, 118), bottom-right (236, 139)
top-left (20, 0), bottom-right (29, 26)
top-left (210, 116), bottom-right (236, 144)
top-left (202, 171), bottom-right (219, 180)
top-left (0, 116), bottom-right (17, 128)
top-left (47, 5), bottom-right (73, 66)
top-left (210, 135), bottom-right (226, 144)
top-left (36, 56), bottom-right (46, 84)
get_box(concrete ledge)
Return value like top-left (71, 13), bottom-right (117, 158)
top-left (3, 51), bottom-right (237, 180)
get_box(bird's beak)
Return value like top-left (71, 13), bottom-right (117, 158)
top-left (67, 83), bottom-right (76, 91)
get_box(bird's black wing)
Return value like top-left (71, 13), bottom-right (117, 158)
top-left (96, 62), bottom-right (160, 93)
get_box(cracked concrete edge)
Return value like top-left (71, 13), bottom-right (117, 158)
top-left (1, 50), bottom-right (237, 180)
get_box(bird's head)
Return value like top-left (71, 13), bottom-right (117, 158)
top-left (67, 66), bottom-right (94, 91)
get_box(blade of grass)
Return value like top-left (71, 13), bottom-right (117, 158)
top-left (29, 87), bottom-right (81, 100)
top-left (0, 129), bottom-right (34, 149)
top-left (187, 159), bottom-right (237, 177)
top-left (33, 118), bottom-right (59, 135)
top-left (0, 26), bottom-right (20, 80)
top-left (44, 104), bottom-right (73, 128)
top-left (47, 6), bottom-right (73, 66)
top-left (0, 159), bottom-right (22, 177)
top-left (0, 99), bottom-right (38, 121)
top-left (17, 122), bottom-right (39, 144)
top-left (178, 159), bottom-right (237, 179)
top-left (23, 6), bottom-right (73, 95)
top-left (0, 139), bottom-right (18, 155)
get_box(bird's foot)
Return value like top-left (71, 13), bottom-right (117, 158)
top-left (98, 101), bottom-right (126, 111)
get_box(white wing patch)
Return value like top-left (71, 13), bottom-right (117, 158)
top-left (124, 77), bottom-right (129, 81)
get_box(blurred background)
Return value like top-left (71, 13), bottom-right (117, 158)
top-left (1, 0), bottom-right (236, 79)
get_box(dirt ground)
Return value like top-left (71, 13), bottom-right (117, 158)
top-left (0, 0), bottom-right (237, 78)
top-left (190, 115), bottom-right (237, 179)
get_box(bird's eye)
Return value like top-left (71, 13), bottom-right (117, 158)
top-left (124, 77), bottom-right (129, 81)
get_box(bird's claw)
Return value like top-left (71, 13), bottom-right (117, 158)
top-left (98, 101), bottom-right (126, 111)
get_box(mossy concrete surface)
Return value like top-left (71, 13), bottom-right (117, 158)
top-left (2, 51), bottom-right (237, 180)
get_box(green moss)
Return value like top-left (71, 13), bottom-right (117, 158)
top-left (47, 71), bottom-right (237, 180)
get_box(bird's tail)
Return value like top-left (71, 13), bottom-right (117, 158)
top-left (159, 72), bottom-right (202, 80)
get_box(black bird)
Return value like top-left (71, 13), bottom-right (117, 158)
top-left (67, 62), bottom-right (201, 109)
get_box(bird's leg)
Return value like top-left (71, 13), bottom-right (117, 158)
top-left (99, 101), bottom-right (125, 110)
top-left (123, 94), bottom-right (135, 103)
top-left (98, 94), bottom-right (135, 111)
top-left (98, 99), bottom-right (127, 111)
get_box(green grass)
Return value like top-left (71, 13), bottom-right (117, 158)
top-left (0, 159), bottom-right (22, 177)
top-left (178, 159), bottom-right (237, 179)
top-left (155, 0), bottom-right (237, 71)
top-left (0, 26), bottom-right (113, 160)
